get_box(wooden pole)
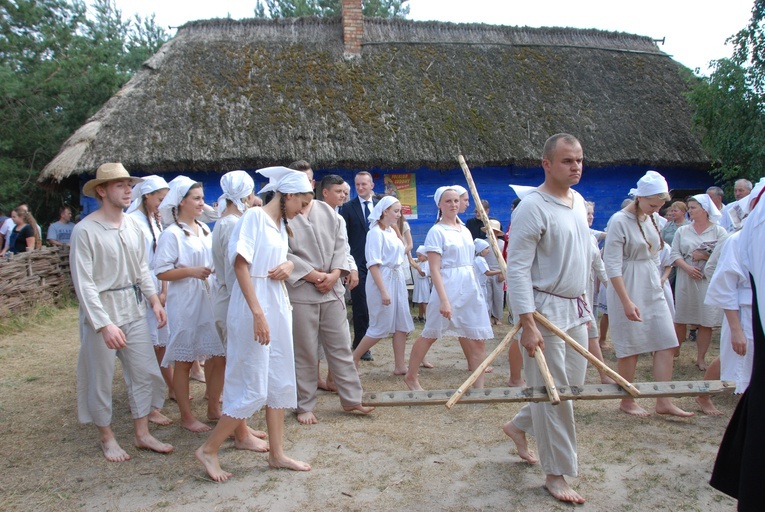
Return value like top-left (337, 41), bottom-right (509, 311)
top-left (363, 380), bottom-right (734, 407)
top-left (446, 323), bottom-right (521, 409)
top-left (532, 311), bottom-right (640, 397)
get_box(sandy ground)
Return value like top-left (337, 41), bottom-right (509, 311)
top-left (0, 306), bottom-right (738, 511)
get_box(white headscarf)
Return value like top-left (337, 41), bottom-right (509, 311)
top-left (508, 184), bottom-right (536, 200)
top-left (126, 175), bottom-right (169, 214)
top-left (368, 195), bottom-right (399, 228)
top-left (691, 193), bottom-right (722, 224)
top-left (434, 186), bottom-right (458, 206)
top-left (256, 166), bottom-right (312, 194)
top-left (217, 170), bottom-right (255, 215)
top-left (452, 185), bottom-right (468, 197)
top-left (158, 175), bottom-right (198, 222)
top-left (474, 238), bottom-right (490, 255)
top-left (629, 170), bottom-right (669, 197)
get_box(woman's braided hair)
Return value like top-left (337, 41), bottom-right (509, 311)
top-left (634, 196), bottom-right (667, 253)
top-left (279, 194), bottom-right (294, 237)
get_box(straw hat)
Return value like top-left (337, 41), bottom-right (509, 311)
top-left (82, 163), bottom-right (143, 198)
top-left (481, 218), bottom-right (503, 235)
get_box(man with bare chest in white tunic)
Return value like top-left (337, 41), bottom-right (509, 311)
top-left (502, 134), bottom-right (590, 504)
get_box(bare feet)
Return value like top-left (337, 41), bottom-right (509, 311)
top-left (696, 361), bottom-right (708, 372)
top-left (148, 409), bottom-right (173, 426)
top-left (100, 437), bottom-right (131, 462)
top-left (600, 375), bottom-right (616, 385)
top-left (694, 396), bottom-right (723, 416)
top-left (393, 368), bottom-right (407, 376)
top-left (502, 421), bottom-right (538, 463)
top-left (190, 370), bottom-right (206, 383)
top-left (507, 377), bottom-right (526, 388)
top-left (420, 360), bottom-right (435, 369)
top-left (207, 411), bottom-right (222, 422)
top-left (229, 426), bottom-right (267, 440)
top-left (234, 434), bottom-right (269, 452)
top-left (619, 400), bottom-right (650, 417)
top-left (134, 434), bottom-right (174, 454)
top-left (182, 418), bottom-right (212, 433)
top-left (268, 454), bottom-right (311, 471)
top-left (297, 411), bottom-right (319, 425)
top-left (656, 402), bottom-right (695, 418)
top-left (544, 475), bottom-right (586, 504)
top-left (343, 404), bottom-right (375, 415)
top-left (403, 375), bottom-right (424, 391)
top-left (195, 446), bottom-right (232, 482)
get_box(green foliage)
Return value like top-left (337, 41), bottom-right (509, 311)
top-left (0, 0), bottom-right (167, 221)
top-left (688, 0), bottom-right (765, 191)
top-left (254, 0), bottom-right (409, 19)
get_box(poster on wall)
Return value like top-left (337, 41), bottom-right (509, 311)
top-left (383, 173), bottom-right (418, 219)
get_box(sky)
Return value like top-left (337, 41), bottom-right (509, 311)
top-left (111, 0), bottom-right (755, 75)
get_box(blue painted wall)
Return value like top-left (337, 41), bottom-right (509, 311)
top-left (79, 165), bottom-right (712, 247)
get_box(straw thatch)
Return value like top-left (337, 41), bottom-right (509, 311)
top-left (39, 16), bottom-right (707, 183)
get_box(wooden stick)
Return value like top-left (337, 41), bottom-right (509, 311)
top-left (446, 323), bottom-right (521, 409)
top-left (458, 155), bottom-right (506, 277)
top-left (534, 349), bottom-right (561, 405)
top-left (363, 381), bottom-right (734, 407)
top-left (532, 311), bottom-right (641, 397)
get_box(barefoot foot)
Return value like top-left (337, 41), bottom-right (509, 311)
top-left (507, 378), bottom-right (526, 388)
top-left (619, 400), bottom-right (650, 417)
top-left (181, 419), bottom-right (212, 433)
top-left (403, 375), bottom-right (424, 391)
top-left (100, 438), bottom-right (131, 462)
top-left (269, 454), bottom-right (311, 471)
top-left (148, 409), bottom-right (173, 426)
top-left (695, 396), bottom-right (723, 416)
top-left (195, 446), bottom-right (232, 482)
top-left (343, 404), bottom-right (375, 415)
top-left (393, 367), bottom-right (407, 376)
top-left (656, 402), bottom-right (695, 418)
top-left (544, 475), bottom-right (585, 504)
top-left (502, 421), bottom-right (538, 463)
top-left (297, 411), bottom-right (319, 425)
top-left (600, 375), bottom-right (616, 385)
top-left (234, 434), bottom-right (269, 452)
top-left (134, 434), bottom-right (174, 454)
top-left (420, 360), bottom-right (435, 369)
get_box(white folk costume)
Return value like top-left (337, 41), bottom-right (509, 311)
top-left (127, 175), bottom-right (170, 347)
top-left (657, 244), bottom-right (676, 319)
top-left (72, 177), bottom-right (164, 426)
top-left (287, 199), bottom-right (363, 413)
top-left (506, 188), bottom-right (590, 478)
top-left (222, 167), bottom-right (312, 418)
top-left (482, 222), bottom-right (506, 320)
top-left (364, 196), bottom-right (415, 338)
top-left (473, 238), bottom-right (491, 309)
top-left (154, 177), bottom-right (224, 366)
top-left (587, 232), bottom-right (608, 339)
top-left (670, 198), bottom-right (727, 327)
top-left (421, 223), bottom-right (493, 341)
top-left (411, 246), bottom-right (431, 304)
top-left (604, 210), bottom-right (678, 358)
top-left (705, 232), bottom-right (753, 393)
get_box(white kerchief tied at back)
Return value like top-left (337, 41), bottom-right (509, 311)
top-left (508, 184), bottom-right (537, 200)
top-left (256, 166), bottom-right (313, 194)
top-left (368, 195), bottom-right (399, 229)
top-left (433, 186), bottom-right (458, 206)
top-left (217, 170), bottom-right (255, 216)
top-left (692, 193), bottom-right (722, 224)
top-left (158, 175), bottom-right (197, 222)
top-left (629, 170), bottom-right (669, 197)
top-left (474, 238), bottom-right (490, 255)
top-left (126, 175), bottom-right (170, 214)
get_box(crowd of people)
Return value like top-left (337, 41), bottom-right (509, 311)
top-left (59, 133), bottom-right (763, 506)
top-left (0, 203), bottom-right (76, 257)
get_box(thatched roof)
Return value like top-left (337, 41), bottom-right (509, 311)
top-left (40, 16), bottom-right (708, 183)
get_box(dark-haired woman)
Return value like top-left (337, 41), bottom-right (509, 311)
top-left (604, 171), bottom-right (693, 418)
top-left (155, 176), bottom-right (225, 432)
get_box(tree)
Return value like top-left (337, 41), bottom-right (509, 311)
top-left (253, 0), bottom-right (409, 19)
top-left (688, 0), bottom-right (765, 190)
top-left (0, 0), bottom-right (168, 222)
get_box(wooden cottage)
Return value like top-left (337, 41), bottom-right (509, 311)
top-left (39, 2), bottom-right (710, 236)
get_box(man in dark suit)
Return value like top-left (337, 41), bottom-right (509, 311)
top-left (340, 171), bottom-right (378, 360)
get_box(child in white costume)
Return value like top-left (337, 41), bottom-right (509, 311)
top-left (411, 245), bottom-right (431, 322)
top-left (196, 166), bottom-right (313, 482)
top-left (155, 176), bottom-right (225, 433)
top-left (404, 187), bottom-right (493, 390)
top-left (474, 238), bottom-right (502, 320)
top-left (352, 196), bottom-right (414, 375)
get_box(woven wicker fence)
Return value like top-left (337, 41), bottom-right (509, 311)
top-left (0, 246), bottom-right (72, 318)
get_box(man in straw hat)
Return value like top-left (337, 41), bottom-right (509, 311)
top-left (502, 134), bottom-right (590, 504)
top-left (70, 163), bottom-right (173, 462)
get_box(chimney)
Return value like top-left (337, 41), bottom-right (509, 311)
top-left (342, 0), bottom-right (362, 58)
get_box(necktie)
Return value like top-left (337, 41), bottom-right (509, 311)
top-left (363, 200), bottom-right (371, 225)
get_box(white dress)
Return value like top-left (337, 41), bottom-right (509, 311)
top-left (657, 244), bottom-right (676, 319)
top-left (412, 261), bottom-right (431, 304)
top-left (421, 223), bottom-right (493, 340)
top-left (473, 255), bottom-right (490, 309)
top-left (154, 222), bottom-right (224, 365)
top-left (211, 214), bottom-right (240, 345)
top-left (364, 225), bottom-right (414, 337)
top-left (670, 223), bottom-right (727, 326)
top-left (223, 208), bottom-right (296, 418)
top-left (604, 211), bottom-right (678, 358)
top-left (704, 232), bottom-right (753, 393)
top-left (130, 209), bottom-right (168, 346)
